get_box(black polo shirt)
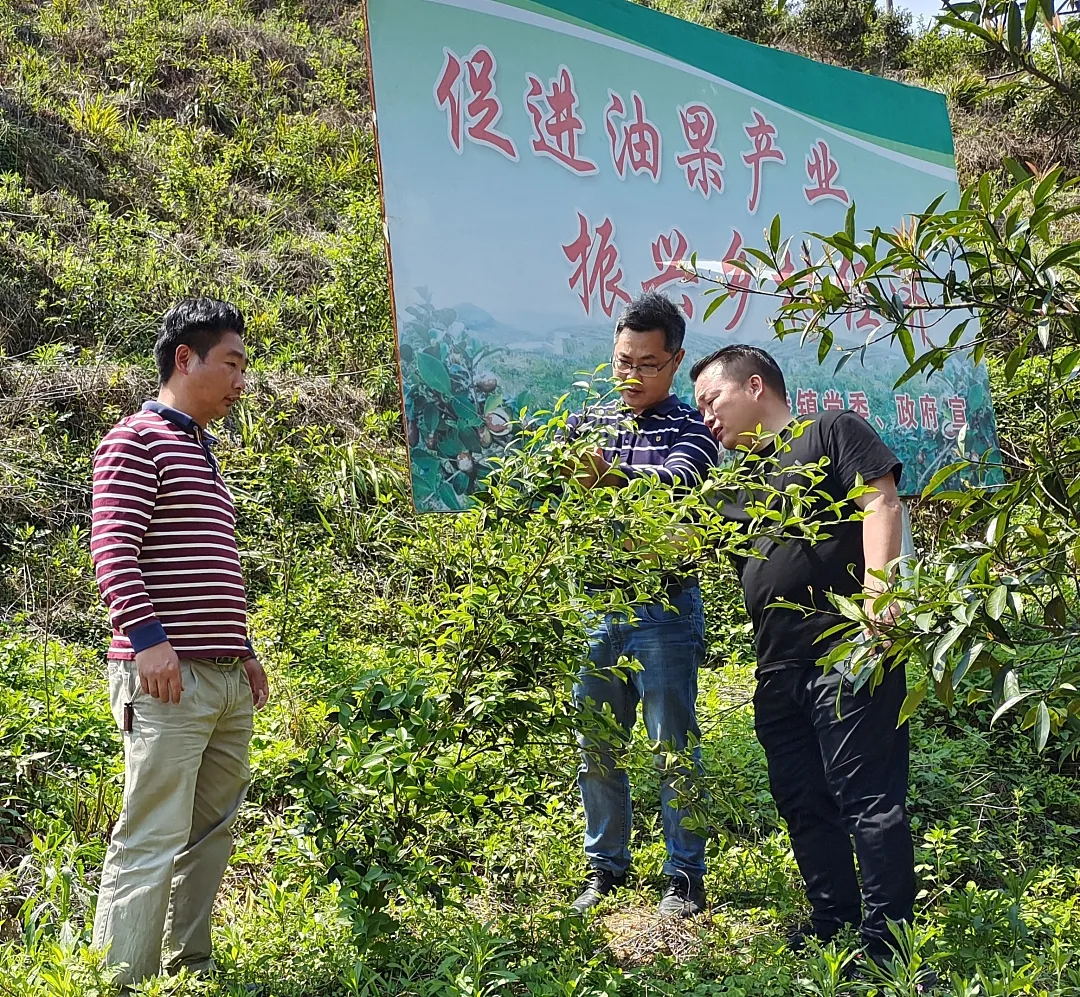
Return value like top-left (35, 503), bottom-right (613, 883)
top-left (724, 411), bottom-right (902, 672)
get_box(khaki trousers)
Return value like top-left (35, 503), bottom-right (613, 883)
top-left (93, 657), bottom-right (253, 986)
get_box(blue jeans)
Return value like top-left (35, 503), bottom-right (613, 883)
top-left (574, 584), bottom-right (707, 880)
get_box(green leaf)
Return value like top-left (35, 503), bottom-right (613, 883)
top-left (1035, 700), bottom-right (1050, 752)
top-left (1024, 0), bottom-right (1040, 37)
top-left (1033, 165), bottom-right (1063, 206)
top-left (1044, 595), bottom-right (1066, 628)
top-left (952, 642), bottom-right (985, 688)
top-left (452, 399), bottom-right (483, 428)
top-left (434, 479), bottom-right (464, 510)
top-left (933, 623), bottom-right (967, 672)
top-left (1006, 1), bottom-right (1023, 52)
top-left (415, 352), bottom-right (453, 397)
top-left (991, 690), bottom-right (1035, 726)
top-left (987, 584), bottom-right (1009, 620)
top-left (941, 14), bottom-right (999, 44)
top-left (1055, 29), bottom-right (1080, 65)
top-left (921, 460), bottom-right (970, 498)
top-left (702, 291), bottom-right (731, 323)
top-left (1003, 158), bottom-right (1030, 183)
top-left (831, 594), bottom-right (864, 620)
top-left (933, 670), bottom-right (956, 711)
top-left (769, 213), bottom-right (781, 253)
top-left (1040, 241), bottom-right (1080, 271)
top-left (410, 448), bottom-right (440, 474)
top-left (1003, 343), bottom-right (1026, 382)
top-left (1054, 347), bottom-right (1080, 378)
top-left (437, 435), bottom-right (463, 457)
top-left (897, 323), bottom-right (915, 364)
top-left (898, 678), bottom-right (927, 726)
top-left (1023, 523), bottom-right (1050, 552)
top-left (985, 511), bottom-right (1007, 545)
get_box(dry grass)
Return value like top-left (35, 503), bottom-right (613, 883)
top-left (178, 13), bottom-right (314, 74)
top-left (0, 360), bottom-right (387, 535)
top-left (952, 109), bottom-right (1059, 185)
top-left (0, 361), bottom-right (378, 437)
top-left (0, 361), bottom-right (150, 425)
top-left (599, 906), bottom-right (708, 967)
top-left (0, 94), bottom-right (109, 201)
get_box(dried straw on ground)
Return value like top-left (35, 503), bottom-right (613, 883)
top-left (599, 906), bottom-right (707, 967)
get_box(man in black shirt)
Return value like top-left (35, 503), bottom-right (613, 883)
top-left (691, 345), bottom-right (916, 965)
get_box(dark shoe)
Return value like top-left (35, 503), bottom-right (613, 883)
top-left (785, 920), bottom-right (816, 952)
top-left (786, 919), bottom-right (847, 952)
top-left (570, 869), bottom-right (625, 914)
top-left (657, 873), bottom-right (706, 916)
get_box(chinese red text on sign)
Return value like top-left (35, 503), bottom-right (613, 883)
top-left (605, 90), bottom-right (662, 181)
top-left (943, 396), bottom-right (967, 438)
top-left (741, 109), bottom-right (785, 215)
top-left (773, 248), bottom-right (798, 304)
top-left (641, 229), bottom-right (697, 318)
top-left (822, 388), bottom-right (845, 412)
top-left (838, 257), bottom-right (881, 332)
top-left (796, 388), bottom-right (819, 416)
top-left (721, 230), bottom-right (753, 331)
top-left (434, 46), bottom-right (518, 160)
top-left (848, 391), bottom-right (871, 419)
top-left (895, 393), bottom-right (917, 429)
top-left (525, 66), bottom-right (597, 175)
top-left (804, 139), bottom-right (849, 204)
top-left (563, 213), bottom-right (632, 317)
top-left (893, 273), bottom-right (932, 348)
top-left (919, 394), bottom-right (939, 432)
top-left (675, 102), bottom-right (724, 198)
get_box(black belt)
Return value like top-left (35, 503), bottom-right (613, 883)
top-left (591, 575), bottom-right (698, 598)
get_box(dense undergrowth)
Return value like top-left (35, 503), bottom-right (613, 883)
top-left (2, 0), bottom-right (1080, 995)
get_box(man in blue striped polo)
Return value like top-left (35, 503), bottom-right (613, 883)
top-left (568, 292), bottom-right (719, 917)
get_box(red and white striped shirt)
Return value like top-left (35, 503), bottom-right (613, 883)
top-left (91, 401), bottom-right (251, 661)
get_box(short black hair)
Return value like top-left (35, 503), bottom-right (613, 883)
top-left (155, 298), bottom-right (246, 385)
top-left (615, 291), bottom-right (686, 354)
top-left (690, 344), bottom-right (787, 399)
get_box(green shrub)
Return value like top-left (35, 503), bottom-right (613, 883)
top-left (792, 0), bottom-right (876, 66)
top-left (907, 25), bottom-right (986, 81)
top-left (703, 0), bottom-right (772, 43)
top-left (864, 7), bottom-right (913, 70)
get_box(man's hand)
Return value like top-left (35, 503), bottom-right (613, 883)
top-left (857, 472), bottom-right (903, 648)
top-left (865, 596), bottom-right (901, 628)
top-left (576, 447), bottom-right (617, 488)
top-left (243, 656), bottom-right (270, 710)
top-left (136, 641), bottom-right (183, 704)
top-left (567, 447), bottom-right (605, 488)
top-left (864, 591), bottom-right (901, 639)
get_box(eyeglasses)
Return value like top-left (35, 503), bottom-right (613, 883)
top-left (612, 355), bottom-right (675, 379)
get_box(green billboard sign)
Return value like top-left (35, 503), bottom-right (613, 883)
top-left (365, 0), bottom-right (1001, 509)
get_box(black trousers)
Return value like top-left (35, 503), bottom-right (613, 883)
top-left (753, 660), bottom-right (916, 954)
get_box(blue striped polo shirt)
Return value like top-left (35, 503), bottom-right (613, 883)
top-left (571, 393), bottom-right (720, 487)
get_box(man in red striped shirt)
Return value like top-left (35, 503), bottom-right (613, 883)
top-left (91, 298), bottom-right (269, 987)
